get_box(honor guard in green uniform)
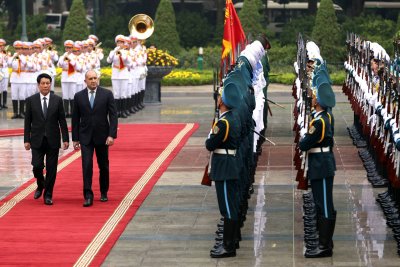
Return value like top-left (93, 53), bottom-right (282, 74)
top-left (206, 82), bottom-right (242, 258)
top-left (299, 76), bottom-right (337, 258)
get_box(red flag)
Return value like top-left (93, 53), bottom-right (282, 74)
top-left (220, 0), bottom-right (246, 79)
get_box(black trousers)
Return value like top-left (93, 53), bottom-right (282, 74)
top-left (215, 179), bottom-right (240, 221)
top-left (31, 137), bottom-right (59, 198)
top-left (81, 141), bottom-right (109, 199)
top-left (310, 176), bottom-right (335, 219)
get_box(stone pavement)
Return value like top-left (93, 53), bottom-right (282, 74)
top-left (0, 84), bottom-right (399, 266)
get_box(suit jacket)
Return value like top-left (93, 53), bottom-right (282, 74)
top-left (72, 86), bottom-right (118, 145)
top-left (24, 93), bottom-right (69, 149)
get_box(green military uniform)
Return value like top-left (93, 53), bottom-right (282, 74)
top-left (299, 73), bottom-right (337, 258)
top-left (205, 81), bottom-right (242, 258)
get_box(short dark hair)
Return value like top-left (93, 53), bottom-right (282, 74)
top-left (37, 73), bottom-right (52, 84)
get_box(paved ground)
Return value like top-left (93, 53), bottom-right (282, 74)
top-left (0, 84), bottom-right (399, 266)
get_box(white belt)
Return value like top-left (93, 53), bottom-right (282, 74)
top-left (309, 147), bottom-right (331, 153)
top-left (214, 148), bottom-right (237, 156)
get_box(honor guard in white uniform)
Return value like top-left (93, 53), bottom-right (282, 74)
top-left (136, 40), bottom-right (147, 109)
top-left (43, 37), bottom-right (58, 92)
top-left (58, 40), bottom-right (80, 117)
top-left (8, 41), bottom-right (28, 119)
top-left (128, 35), bottom-right (141, 113)
top-left (73, 41), bottom-right (85, 93)
top-left (0, 39), bottom-right (10, 109)
top-left (107, 35), bottom-right (132, 118)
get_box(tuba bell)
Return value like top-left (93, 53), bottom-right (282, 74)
top-left (128, 14), bottom-right (154, 40)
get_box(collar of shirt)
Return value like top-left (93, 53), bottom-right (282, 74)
top-left (88, 88), bottom-right (97, 99)
top-left (314, 110), bottom-right (324, 118)
top-left (40, 92), bottom-right (50, 110)
top-left (219, 110), bottom-right (230, 119)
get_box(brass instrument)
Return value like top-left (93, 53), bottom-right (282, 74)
top-left (128, 14), bottom-right (154, 40)
top-left (95, 42), bottom-right (102, 49)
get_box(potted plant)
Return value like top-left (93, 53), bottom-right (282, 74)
top-left (145, 48), bottom-right (179, 103)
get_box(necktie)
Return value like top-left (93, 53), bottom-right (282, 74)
top-left (90, 91), bottom-right (95, 109)
top-left (43, 97), bottom-right (47, 117)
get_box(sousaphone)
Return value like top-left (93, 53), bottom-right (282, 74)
top-left (128, 14), bottom-right (154, 40)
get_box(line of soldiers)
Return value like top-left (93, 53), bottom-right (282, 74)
top-left (0, 33), bottom-right (148, 119)
top-left (0, 37), bottom-right (58, 118)
top-left (106, 34), bottom-right (147, 118)
top-left (205, 35), bottom-right (271, 258)
top-left (343, 33), bottom-right (400, 255)
top-left (292, 34), bottom-right (337, 258)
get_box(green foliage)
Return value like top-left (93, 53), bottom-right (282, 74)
top-left (176, 11), bottom-right (211, 49)
top-left (280, 15), bottom-right (315, 46)
top-left (267, 42), bottom-right (297, 69)
top-left (62, 0), bottom-right (89, 42)
top-left (239, 0), bottom-right (264, 38)
top-left (162, 68), bottom-right (213, 86)
top-left (268, 73), bottom-right (296, 84)
top-left (148, 0), bottom-right (182, 55)
top-left (177, 46), bottom-right (221, 69)
top-left (96, 15), bottom-right (128, 48)
top-left (342, 14), bottom-right (397, 54)
top-left (13, 15), bottom-right (48, 41)
top-left (329, 71), bottom-right (346, 85)
top-left (311, 0), bottom-right (342, 62)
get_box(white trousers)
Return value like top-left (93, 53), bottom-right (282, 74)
top-left (112, 79), bottom-right (129, 99)
top-left (11, 83), bottom-right (26, 100)
top-left (62, 82), bottom-right (76, 100)
top-left (0, 78), bottom-right (8, 92)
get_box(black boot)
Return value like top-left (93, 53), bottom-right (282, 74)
top-left (129, 96), bottom-right (135, 114)
top-left (63, 100), bottom-right (70, 117)
top-left (123, 99), bottom-right (130, 117)
top-left (304, 216), bottom-right (335, 258)
top-left (18, 100), bottom-right (25, 118)
top-left (118, 99), bottom-right (127, 118)
top-left (139, 90), bottom-right (145, 109)
top-left (133, 93), bottom-right (140, 112)
top-left (210, 218), bottom-right (236, 258)
top-left (2, 91), bottom-right (7, 108)
top-left (11, 100), bottom-right (18, 119)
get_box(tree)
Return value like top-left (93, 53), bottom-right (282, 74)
top-left (62, 0), bottom-right (89, 42)
top-left (311, 0), bottom-right (342, 62)
top-left (239, 0), bottom-right (264, 39)
top-left (176, 11), bottom-right (211, 48)
top-left (148, 0), bottom-right (181, 55)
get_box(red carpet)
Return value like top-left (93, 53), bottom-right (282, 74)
top-left (0, 123), bottom-right (198, 266)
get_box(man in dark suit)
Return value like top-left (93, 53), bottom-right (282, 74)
top-left (24, 73), bottom-right (69, 205)
top-left (72, 70), bottom-right (118, 207)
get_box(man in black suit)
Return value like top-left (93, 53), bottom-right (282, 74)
top-left (72, 70), bottom-right (118, 207)
top-left (24, 73), bottom-right (69, 205)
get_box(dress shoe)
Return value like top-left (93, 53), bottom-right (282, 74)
top-left (33, 189), bottom-right (43, 199)
top-left (83, 198), bottom-right (93, 207)
top-left (44, 198), bottom-right (53, 205)
top-left (100, 194), bottom-right (108, 202)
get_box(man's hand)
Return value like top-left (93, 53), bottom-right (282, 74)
top-left (73, 141), bottom-right (80, 150)
top-left (24, 142), bottom-right (31, 151)
top-left (63, 142), bottom-right (69, 150)
top-left (106, 136), bottom-right (114, 146)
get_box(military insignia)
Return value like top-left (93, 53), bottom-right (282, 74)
top-left (213, 126), bottom-right (220, 134)
top-left (309, 126), bottom-right (316, 134)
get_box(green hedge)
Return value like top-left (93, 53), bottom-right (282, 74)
top-left (54, 68), bottom-right (346, 87)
